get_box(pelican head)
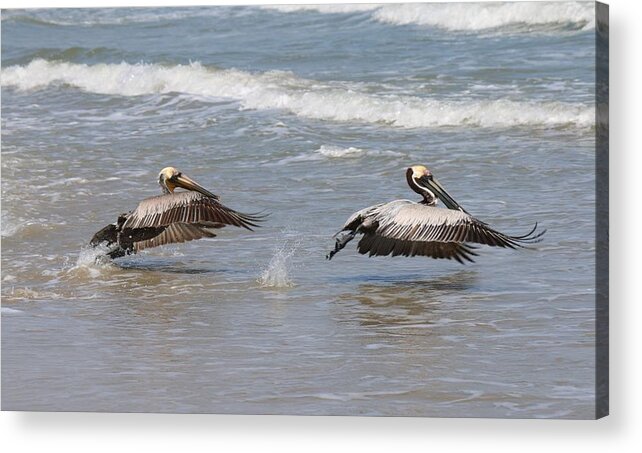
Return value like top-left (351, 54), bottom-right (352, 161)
top-left (158, 167), bottom-right (218, 199)
top-left (406, 165), bottom-right (468, 213)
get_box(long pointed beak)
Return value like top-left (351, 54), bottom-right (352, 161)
top-left (420, 175), bottom-right (469, 214)
top-left (174, 174), bottom-right (219, 199)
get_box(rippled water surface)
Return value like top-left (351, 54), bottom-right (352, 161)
top-left (2, 3), bottom-right (598, 418)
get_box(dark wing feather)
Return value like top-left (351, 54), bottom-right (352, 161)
top-left (133, 223), bottom-right (217, 252)
top-left (357, 233), bottom-right (479, 263)
top-left (90, 223), bottom-right (119, 247)
top-left (356, 201), bottom-right (543, 260)
top-left (123, 191), bottom-right (264, 231)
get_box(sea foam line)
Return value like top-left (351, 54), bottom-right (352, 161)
top-left (372, 2), bottom-right (595, 31)
top-left (2, 59), bottom-right (594, 129)
top-left (2, 4), bottom-right (596, 32)
top-left (263, 2), bottom-right (595, 32)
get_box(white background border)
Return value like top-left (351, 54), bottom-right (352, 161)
top-left (1, 0), bottom-right (640, 451)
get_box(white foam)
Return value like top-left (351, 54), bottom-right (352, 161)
top-left (373, 2), bottom-right (595, 31)
top-left (1, 211), bottom-right (22, 238)
top-left (316, 145), bottom-right (405, 159)
top-left (264, 2), bottom-right (595, 32)
top-left (2, 60), bottom-right (594, 129)
top-left (261, 4), bottom-right (381, 14)
top-left (317, 145), bottom-right (365, 158)
top-left (66, 245), bottom-right (116, 279)
top-left (4, 4), bottom-right (595, 32)
top-left (7, 287), bottom-right (41, 299)
top-left (271, 145), bottom-right (405, 166)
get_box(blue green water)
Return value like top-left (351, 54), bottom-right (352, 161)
top-left (2, 3), bottom-right (598, 418)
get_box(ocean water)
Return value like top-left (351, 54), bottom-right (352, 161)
top-left (1, 3), bottom-right (599, 418)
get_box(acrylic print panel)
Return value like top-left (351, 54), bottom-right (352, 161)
top-left (1, 2), bottom-right (608, 419)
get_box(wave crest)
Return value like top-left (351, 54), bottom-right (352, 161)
top-left (2, 59), bottom-right (594, 129)
top-left (373, 2), bottom-right (594, 31)
top-left (262, 4), bottom-right (380, 15)
top-left (263, 2), bottom-right (595, 32)
top-left (4, 4), bottom-right (595, 33)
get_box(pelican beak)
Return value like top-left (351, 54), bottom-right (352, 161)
top-left (419, 175), bottom-right (469, 214)
top-left (174, 174), bottom-right (219, 199)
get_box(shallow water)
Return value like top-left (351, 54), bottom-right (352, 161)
top-left (2, 3), bottom-right (598, 418)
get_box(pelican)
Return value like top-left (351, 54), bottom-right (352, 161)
top-left (90, 167), bottom-right (264, 259)
top-left (327, 165), bottom-right (544, 263)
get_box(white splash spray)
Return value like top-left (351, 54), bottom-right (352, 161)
top-left (258, 240), bottom-right (299, 288)
top-left (0, 212), bottom-right (22, 238)
top-left (66, 244), bottom-right (116, 278)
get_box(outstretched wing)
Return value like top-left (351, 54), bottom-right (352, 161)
top-left (357, 235), bottom-right (480, 263)
top-left (123, 191), bottom-right (264, 231)
top-left (357, 201), bottom-right (544, 262)
top-left (133, 223), bottom-right (218, 252)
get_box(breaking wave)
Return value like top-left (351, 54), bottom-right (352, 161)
top-left (263, 2), bottom-right (595, 32)
top-left (3, 4), bottom-right (595, 32)
top-left (372, 2), bottom-right (595, 31)
top-left (262, 4), bottom-right (380, 15)
top-left (2, 59), bottom-right (594, 129)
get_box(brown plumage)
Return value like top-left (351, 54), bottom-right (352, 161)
top-left (90, 167), bottom-right (264, 259)
top-left (327, 165), bottom-right (544, 263)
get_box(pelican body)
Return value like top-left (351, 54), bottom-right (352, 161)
top-left (327, 165), bottom-right (544, 263)
top-left (90, 167), bottom-right (263, 259)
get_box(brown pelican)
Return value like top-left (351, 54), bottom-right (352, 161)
top-left (90, 167), bottom-right (264, 259)
top-left (327, 165), bottom-right (544, 263)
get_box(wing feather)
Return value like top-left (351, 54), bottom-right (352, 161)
top-left (133, 223), bottom-right (218, 252)
top-left (354, 200), bottom-right (543, 261)
top-left (371, 202), bottom-right (543, 247)
top-left (123, 191), bottom-right (264, 231)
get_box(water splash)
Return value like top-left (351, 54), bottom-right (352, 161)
top-left (1, 211), bottom-right (23, 238)
top-left (66, 244), bottom-right (115, 278)
top-left (258, 240), bottom-right (299, 288)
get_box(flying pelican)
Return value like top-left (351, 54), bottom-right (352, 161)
top-left (90, 167), bottom-right (264, 259)
top-left (327, 165), bottom-right (544, 263)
